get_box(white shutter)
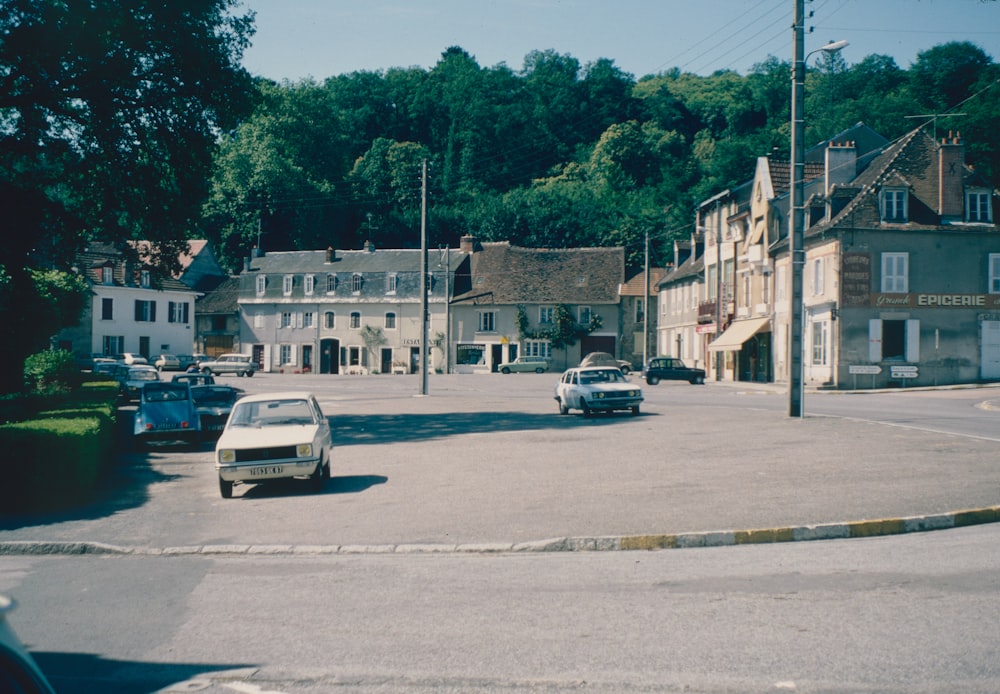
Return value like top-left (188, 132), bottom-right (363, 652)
top-left (263, 344), bottom-right (272, 372)
top-left (905, 319), bottom-right (920, 362)
top-left (868, 319), bottom-right (882, 362)
top-left (289, 344), bottom-right (298, 366)
top-left (296, 312), bottom-right (304, 328)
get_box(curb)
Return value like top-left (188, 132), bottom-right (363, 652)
top-left (2, 506), bottom-right (999, 557)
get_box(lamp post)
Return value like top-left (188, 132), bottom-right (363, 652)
top-left (789, 0), bottom-right (847, 417)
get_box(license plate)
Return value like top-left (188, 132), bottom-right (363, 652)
top-left (249, 465), bottom-right (283, 476)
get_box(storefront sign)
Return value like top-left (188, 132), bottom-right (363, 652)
top-left (869, 293), bottom-right (1000, 309)
top-left (841, 253), bottom-right (872, 307)
top-left (849, 365), bottom-right (881, 375)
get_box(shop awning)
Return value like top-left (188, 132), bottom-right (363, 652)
top-left (707, 316), bottom-right (771, 352)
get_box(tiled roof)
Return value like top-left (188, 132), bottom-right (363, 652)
top-left (452, 242), bottom-right (624, 305)
top-left (621, 267), bottom-right (668, 296)
top-left (249, 248), bottom-right (464, 274)
top-left (196, 275), bottom-right (240, 313)
top-left (77, 242), bottom-right (191, 292)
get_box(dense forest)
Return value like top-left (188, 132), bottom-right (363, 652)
top-left (203, 41), bottom-right (999, 271)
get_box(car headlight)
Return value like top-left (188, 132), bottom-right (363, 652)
top-left (218, 449), bottom-right (235, 464)
top-left (595, 392), bottom-right (605, 399)
top-left (297, 443), bottom-right (313, 458)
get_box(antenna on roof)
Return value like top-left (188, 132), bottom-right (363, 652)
top-left (904, 113), bottom-right (967, 141)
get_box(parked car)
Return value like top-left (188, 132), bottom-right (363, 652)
top-left (642, 357), bottom-right (707, 385)
top-left (118, 364), bottom-right (160, 402)
top-left (177, 354), bottom-right (209, 370)
top-left (172, 373), bottom-right (216, 386)
top-left (191, 384), bottom-right (244, 437)
top-left (199, 353), bottom-right (257, 377)
top-left (579, 351), bottom-right (633, 374)
top-left (114, 352), bottom-right (148, 365)
top-left (215, 391), bottom-right (332, 498)
top-left (92, 360), bottom-right (120, 378)
top-left (498, 356), bottom-right (550, 374)
top-left (133, 381), bottom-right (201, 447)
top-left (0, 595), bottom-right (56, 694)
top-left (554, 366), bottom-right (643, 417)
top-left (153, 354), bottom-right (181, 372)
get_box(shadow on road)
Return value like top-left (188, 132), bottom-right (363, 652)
top-left (33, 651), bottom-right (249, 694)
top-left (330, 409), bottom-right (649, 447)
top-left (237, 473), bottom-right (388, 499)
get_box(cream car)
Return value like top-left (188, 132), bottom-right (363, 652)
top-left (199, 353), bottom-right (257, 377)
top-left (554, 366), bottom-right (643, 417)
top-left (215, 392), bottom-right (332, 498)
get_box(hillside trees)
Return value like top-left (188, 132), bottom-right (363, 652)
top-left (0, 0), bottom-right (255, 391)
top-left (204, 40), bottom-right (999, 274)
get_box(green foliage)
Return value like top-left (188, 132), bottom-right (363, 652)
top-left (23, 349), bottom-right (80, 395)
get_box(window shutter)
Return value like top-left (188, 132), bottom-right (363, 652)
top-left (150, 301), bottom-right (156, 322)
top-left (868, 319), bottom-right (882, 362)
top-left (183, 302), bottom-right (190, 323)
top-left (134, 300), bottom-right (142, 321)
top-left (263, 344), bottom-right (272, 370)
top-left (296, 312), bottom-right (304, 328)
top-left (905, 319), bottom-right (920, 362)
top-left (289, 344), bottom-right (298, 366)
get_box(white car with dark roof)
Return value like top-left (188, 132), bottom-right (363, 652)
top-left (554, 366), bottom-right (643, 417)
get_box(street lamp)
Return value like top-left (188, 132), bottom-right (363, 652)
top-left (789, 0), bottom-right (847, 417)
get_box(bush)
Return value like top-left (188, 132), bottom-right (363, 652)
top-left (23, 349), bottom-right (81, 395)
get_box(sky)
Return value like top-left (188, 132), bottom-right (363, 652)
top-left (239, 0), bottom-right (1000, 82)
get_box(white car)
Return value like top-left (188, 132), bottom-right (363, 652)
top-left (199, 353), bottom-right (257, 377)
top-left (0, 595), bottom-right (56, 693)
top-left (554, 366), bottom-right (643, 417)
top-left (215, 392), bottom-right (332, 498)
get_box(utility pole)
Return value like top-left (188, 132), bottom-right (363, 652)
top-left (789, 0), bottom-right (805, 416)
top-left (643, 228), bottom-right (650, 367)
top-left (420, 159), bottom-right (428, 396)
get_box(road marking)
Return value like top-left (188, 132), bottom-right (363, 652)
top-left (223, 683), bottom-right (290, 694)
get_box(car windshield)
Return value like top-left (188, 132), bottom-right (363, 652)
top-left (192, 387), bottom-right (240, 406)
top-left (144, 386), bottom-right (189, 402)
top-left (579, 369), bottom-right (624, 384)
top-left (129, 369), bottom-right (158, 381)
top-left (229, 399), bottom-right (315, 427)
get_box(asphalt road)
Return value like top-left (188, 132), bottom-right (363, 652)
top-left (1, 373), bottom-right (998, 551)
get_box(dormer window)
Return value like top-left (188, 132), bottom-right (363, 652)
top-left (283, 274), bottom-right (293, 296)
top-left (386, 273), bottom-right (397, 294)
top-left (101, 266), bottom-right (114, 285)
top-left (967, 188), bottom-right (992, 223)
top-left (304, 274), bottom-right (315, 295)
top-left (880, 188), bottom-right (908, 223)
top-left (351, 273), bottom-right (363, 293)
top-left (139, 270), bottom-right (151, 288)
top-left (255, 275), bottom-right (266, 296)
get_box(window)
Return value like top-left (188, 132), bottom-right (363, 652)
top-left (350, 311), bottom-right (361, 329)
top-left (811, 258), bottom-right (824, 295)
top-left (303, 312), bottom-right (314, 328)
top-left (103, 335), bottom-right (124, 355)
top-left (578, 306), bottom-right (592, 325)
top-left (283, 275), bottom-right (293, 296)
top-left (101, 266), bottom-right (114, 285)
top-left (386, 273), bottom-right (397, 294)
top-left (134, 300), bottom-right (155, 322)
top-left (881, 253), bottom-right (909, 293)
top-left (384, 312), bottom-right (396, 329)
top-left (279, 344), bottom-right (292, 366)
top-left (256, 275), bottom-right (266, 296)
top-left (811, 320), bottom-right (828, 365)
top-left (280, 312), bottom-right (292, 329)
top-left (635, 299), bottom-right (645, 323)
top-left (304, 274), bottom-right (314, 295)
top-left (742, 273), bottom-right (752, 307)
top-left (351, 274), bottom-right (363, 293)
top-left (868, 318), bottom-right (920, 362)
top-left (101, 298), bottom-right (113, 320)
top-left (456, 344), bottom-right (485, 365)
top-left (990, 254), bottom-right (1000, 294)
top-left (880, 188), bottom-right (908, 223)
top-left (254, 313), bottom-right (264, 329)
top-left (326, 274), bottom-right (337, 293)
top-left (139, 270), bottom-right (151, 288)
top-left (324, 311), bottom-right (335, 329)
top-left (478, 311), bottom-right (496, 332)
top-left (212, 316), bottom-right (226, 331)
top-left (539, 306), bottom-right (554, 324)
top-left (524, 339), bottom-right (552, 359)
top-left (967, 189), bottom-right (992, 223)
top-left (776, 265), bottom-right (787, 302)
top-left (167, 301), bottom-right (189, 324)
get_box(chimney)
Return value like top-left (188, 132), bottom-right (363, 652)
top-left (825, 141), bottom-right (856, 195)
top-left (460, 235), bottom-right (481, 254)
top-left (939, 131), bottom-right (965, 222)
top-left (325, 246), bottom-right (336, 263)
top-left (364, 240), bottom-right (375, 253)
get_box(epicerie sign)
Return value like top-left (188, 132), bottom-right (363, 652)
top-left (917, 294), bottom-right (986, 307)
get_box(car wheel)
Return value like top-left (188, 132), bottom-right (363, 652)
top-left (501, 367), bottom-right (511, 374)
top-left (692, 375), bottom-right (705, 385)
top-left (311, 461), bottom-right (325, 492)
top-left (534, 367), bottom-right (545, 374)
top-left (631, 405), bottom-right (640, 416)
top-left (219, 476), bottom-right (233, 499)
top-left (558, 398), bottom-right (569, 415)
top-left (237, 371), bottom-right (246, 377)
top-left (201, 367), bottom-right (212, 375)
top-left (322, 458), bottom-right (331, 480)
top-left (621, 366), bottom-right (631, 374)
top-left (245, 370), bottom-right (254, 377)
top-left (580, 400), bottom-right (592, 418)
top-left (647, 376), bottom-right (660, 386)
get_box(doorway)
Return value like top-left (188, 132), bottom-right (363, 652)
top-left (319, 338), bottom-right (340, 374)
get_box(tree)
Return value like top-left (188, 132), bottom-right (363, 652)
top-left (0, 0), bottom-right (255, 391)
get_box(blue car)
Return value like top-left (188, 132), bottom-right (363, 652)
top-left (133, 381), bottom-right (201, 448)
